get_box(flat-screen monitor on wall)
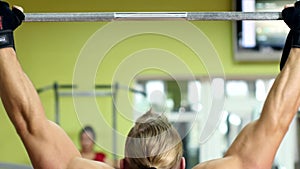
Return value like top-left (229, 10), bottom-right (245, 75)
top-left (233, 0), bottom-right (294, 62)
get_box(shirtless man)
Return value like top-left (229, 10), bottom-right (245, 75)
top-left (0, 1), bottom-right (299, 169)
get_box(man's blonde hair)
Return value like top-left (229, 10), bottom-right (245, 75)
top-left (124, 110), bottom-right (183, 169)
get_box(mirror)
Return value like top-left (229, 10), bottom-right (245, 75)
top-left (233, 0), bottom-right (294, 62)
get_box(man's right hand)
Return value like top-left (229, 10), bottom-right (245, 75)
top-left (280, 2), bottom-right (300, 70)
top-left (282, 1), bottom-right (300, 48)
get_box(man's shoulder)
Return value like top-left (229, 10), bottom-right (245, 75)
top-left (67, 157), bottom-right (114, 169)
top-left (192, 156), bottom-right (242, 169)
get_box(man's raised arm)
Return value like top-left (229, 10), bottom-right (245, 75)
top-left (193, 3), bottom-right (300, 169)
top-left (0, 2), bottom-right (83, 168)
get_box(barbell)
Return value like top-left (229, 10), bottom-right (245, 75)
top-left (24, 12), bottom-right (282, 22)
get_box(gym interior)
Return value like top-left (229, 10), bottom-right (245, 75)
top-left (0, 0), bottom-right (298, 169)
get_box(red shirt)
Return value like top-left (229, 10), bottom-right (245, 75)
top-left (94, 152), bottom-right (106, 162)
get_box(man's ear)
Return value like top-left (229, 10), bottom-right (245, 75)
top-left (180, 157), bottom-right (186, 169)
top-left (120, 158), bottom-right (125, 169)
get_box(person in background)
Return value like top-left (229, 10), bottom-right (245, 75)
top-left (79, 125), bottom-right (120, 168)
top-left (79, 125), bottom-right (106, 162)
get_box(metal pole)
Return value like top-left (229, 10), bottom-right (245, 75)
top-left (112, 82), bottom-right (119, 167)
top-left (36, 84), bottom-right (54, 94)
top-left (54, 82), bottom-right (60, 125)
top-left (24, 12), bottom-right (282, 22)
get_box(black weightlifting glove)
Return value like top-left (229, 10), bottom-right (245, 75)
top-left (0, 1), bottom-right (24, 50)
top-left (280, 1), bottom-right (300, 70)
top-left (280, 4), bottom-right (294, 70)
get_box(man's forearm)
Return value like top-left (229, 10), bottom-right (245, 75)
top-left (0, 48), bottom-right (46, 135)
top-left (265, 48), bottom-right (300, 128)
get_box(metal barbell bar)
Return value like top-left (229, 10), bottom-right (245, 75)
top-left (24, 12), bottom-right (282, 22)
